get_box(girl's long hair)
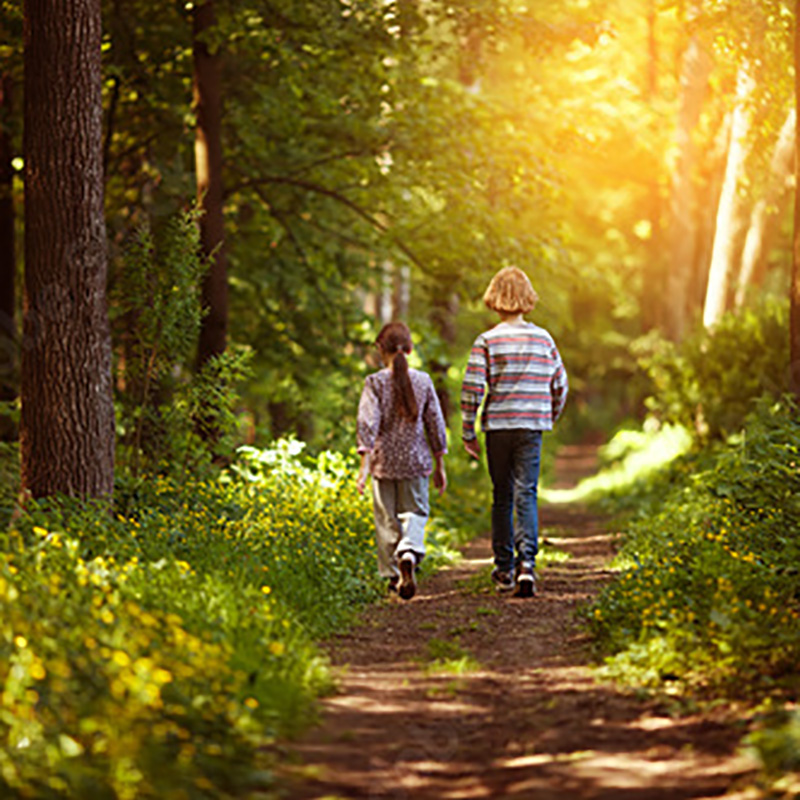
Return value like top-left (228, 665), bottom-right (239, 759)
top-left (376, 322), bottom-right (418, 422)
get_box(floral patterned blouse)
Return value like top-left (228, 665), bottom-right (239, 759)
top-left (357, 367), bottom-right (448, 480)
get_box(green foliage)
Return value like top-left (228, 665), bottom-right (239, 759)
top-left (112, 210), bottom-right (251, 477)
top-left (0, 401), bottom-right (19, 529)
top-left (744, 707), bottom-right (800, 790)
top-left (1, 440), bottom-right (383, 799)
top-left (636, 299), bottom-right (790, 442)
top-left (588, 398), bottom-right (800, 694)
top-left (0, 410), bottom-right (498, 798)
top-left (420, 637), bottom-right (481, 675)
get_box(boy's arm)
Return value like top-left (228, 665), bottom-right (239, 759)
top-left (550, 346), bottom-right (569, 423)
top-left (356, 377), bottom-right (379, 493)
top-left (461, 337), bottom-right (487, 456)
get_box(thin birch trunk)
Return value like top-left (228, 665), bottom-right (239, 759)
top-left (664, 23), bottom-right (713, 340)
top-left (735, 108), bottom-right (795, 307)
top-left (193, 0), bottom-right (228, 369)
top-left (703, 66), bottom-right (755, 329)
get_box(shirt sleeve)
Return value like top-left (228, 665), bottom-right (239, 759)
top-left (460, 336), bottom-right (488, 442)
top-left (356, 376), bottom-right (380, 453)
top-left (550, 345), bottom-right (568, 423)
top-left (422, 376), bottom-right (448, 456)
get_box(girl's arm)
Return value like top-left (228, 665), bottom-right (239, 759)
top-left (432, 451), bottom-right (447, 496)
top-left (357, 451), bottom-right (371, 495)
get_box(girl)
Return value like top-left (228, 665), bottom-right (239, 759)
top-left (357, 322), bottom-right (447, 600)
top-left (460, 267), bottom-right (568, 598)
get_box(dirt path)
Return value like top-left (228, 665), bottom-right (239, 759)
top-left (279, 444), bottom-right (758, 800)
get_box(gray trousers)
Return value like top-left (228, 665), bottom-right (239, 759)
top-left (371, 475), bottom-right (430, 578)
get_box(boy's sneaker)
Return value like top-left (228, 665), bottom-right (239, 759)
top-left (398, 553), bottom-right (416, 600)
top-left (387, 575), bottom-right (399, 594)
top-left (514, 561), bottom-right (537, 598)
top-left (491, 568), bottom-right (515, 593)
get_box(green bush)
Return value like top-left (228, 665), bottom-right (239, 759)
top-left (588, 398), bottom-right (800, 693)
top-left (112, 210), bottom-right (251, 478)
top-left (1, 440), bottom-right (383, 799)
top-left (636, 298), bottom-right (789, 442)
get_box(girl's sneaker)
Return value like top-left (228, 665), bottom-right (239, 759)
top-left (398, 553), bottom-right (416, 600)
top-left (514, 561), bottom-right (536, 598)
top-left (491, 568), bottom-right (515, 592)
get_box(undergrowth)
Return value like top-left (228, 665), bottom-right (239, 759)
top-left (585, 397), bottom-right (800, 796)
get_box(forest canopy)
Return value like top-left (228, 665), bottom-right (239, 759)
top-left (0, 0), bottom-right (798, 481)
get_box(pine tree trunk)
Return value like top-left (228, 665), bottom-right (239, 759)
top-left (193, 0), bottom-right (228, 369)
top-left (0, 73), bottom-right (16, 440)
top-left (21, 0), bottom-right (115, 498)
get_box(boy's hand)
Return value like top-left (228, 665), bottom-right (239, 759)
top-left (463, 438), bottom-right (481, 460)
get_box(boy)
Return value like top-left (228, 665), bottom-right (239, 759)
top-left (461, 267), bottom-right (568, 597)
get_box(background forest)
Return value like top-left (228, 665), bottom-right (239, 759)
top-left (1, 0), bottom-right (799, 798)
top-left (2, 0), bottom-right (798, 463)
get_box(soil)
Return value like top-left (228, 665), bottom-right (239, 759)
top-left (277, 443), bottom-right (760, 800)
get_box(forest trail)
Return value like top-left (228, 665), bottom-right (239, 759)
top-left (279, 444), bottom-right (758, 800)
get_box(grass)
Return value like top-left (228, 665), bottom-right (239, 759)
top-left (421, 637), bottom-right (482, 675)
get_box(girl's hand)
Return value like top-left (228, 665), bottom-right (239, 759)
top-left (433, 462), bottom-right (447, 495)
top-left (463, 438), bottom-right (481, 460)
top-left (357, 452), bottom-right (370, 495)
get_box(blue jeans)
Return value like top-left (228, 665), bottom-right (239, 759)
top-left (486, 429), bottom-right (542, 573)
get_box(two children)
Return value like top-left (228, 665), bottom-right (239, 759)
top-left (357, 267), bottom-right (567, 601)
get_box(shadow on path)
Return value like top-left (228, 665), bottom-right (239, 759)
top-left (279, 444), bottom-right (756, 800)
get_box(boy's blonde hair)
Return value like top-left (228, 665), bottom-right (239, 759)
top-left (483, 267), bottom-right (539, 314)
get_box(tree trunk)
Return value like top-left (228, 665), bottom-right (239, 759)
top-left (392, 263), bottom-right (411, 321)
top-left (193, 0), bottom-right (228, 369)
top-left (646, 0), bottom-right (658, 102)
top-left (735, 107), bottom-right (795, 307)
top-left (791, 0), bottom-right (800, 400)
top-left (703, 66), bottom-right (755, 329)
top-left (639, 1), bottom-right (662, 332)
top-left (663, 20), bottom-right (713, 341)
top-left (0, 73), bottom-right (16, 440)
top-left (22, 0), bottom-right (115, 498)
top-left (429, 291), bottom-right (459, 425)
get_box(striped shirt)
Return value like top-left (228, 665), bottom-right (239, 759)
top-left (461, 320), bottom-right (568, 441)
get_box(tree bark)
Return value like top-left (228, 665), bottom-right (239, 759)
top-left (193, 0), bottom-right (228, 369)
top-left (735, 108), bottom-right (795, 307)
top-left (791, 0), bottom-right (800, 400)
top-left (663, 19), bottom-right (713, 341)
top-left (703, 65), bottom-right (754, 329)
top-left (22, 0), bottom-right (115, 498)
top-left (0, 73), bottom-right (16, 439)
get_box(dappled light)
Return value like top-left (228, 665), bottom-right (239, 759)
top-left (542, 423), bottom-right (693, 505)
top-left (3, 0), bottom-right (800, 796)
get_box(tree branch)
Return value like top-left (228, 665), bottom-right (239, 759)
top-left (225, 171), bottom-right (426, 270)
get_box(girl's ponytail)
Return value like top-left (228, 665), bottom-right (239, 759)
top-left (376, 322), bottom-right (418, 422)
